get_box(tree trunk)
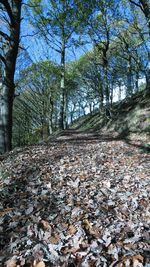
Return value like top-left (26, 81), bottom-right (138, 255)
top-left (118, 81), bottom-right (122, 101)
top-left (126, 56), bottom-right (133, 97)
top-left (104, 72), bottom-right (111, 118)
top-left (98, 85), bottom-right (104, 107)
top-left (48, 97), bottom-right (53, 135)
top-left (64, 95), bottom-right (68, 129)
top-left (89, 103), bottom-right (92, 113)
top-left (135, 72), bottom-right (139, 92)
top-left (146, 51), bottom-right (150, 91)
top-left (0, 0), bottom-right (22, 154)
top-left (103, 65), bottom-right (110, 115)
top-left (110, 82), bottom-right (114, 107)
top-left (0, 85), bottom-right (14, 153)
top-left (127, 72), bottom-right (132, 96)
top-left (70, 111), bottom-right (73, 124)
top-left (59, 33), bottom-right (66, 130)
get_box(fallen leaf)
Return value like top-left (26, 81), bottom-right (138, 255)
top-left (6, 258), bottom-right (17, 267)
top-left (67, 224), bottom-right (77, 235)
top-left (33, 261), bottom-right (45, 267)
top-left (40, 220), bottom-right (51, 231)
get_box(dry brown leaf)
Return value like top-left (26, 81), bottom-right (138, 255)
top-left (40, 219), bottom-right (51, 231)
top-left (6, 258), bottom-right (17, 267)
top-left (0, 208), bottom-right (13, 217)
top-left (79, 174), bottom-right (87, 180)
top-left (61, 223), bottom-right (69, 230)
top-left (89, 227), bottom-right (101, 238)
top-left (1, 130), bottom-right (150, 267)
top-left (133, 255), bottom-right (144, 263)
top-left (33, 261), bottom-right (45, 267)
top-left (67, 224), bottom-right (77, 235)
top-left (116, 255), bottom-right (144, 267)
top-left (49, 233), bottom-right (60, 244)
top-left (82, 219), bottom-right (100, 237)
top-left (82, 219), bottom-right (92, 230)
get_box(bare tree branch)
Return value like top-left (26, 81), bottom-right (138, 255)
top-left (22, 2), bottom-right (40, 8)
top-left (0, 0), bottom-right (15, 26)
top-left (129, 0), bottom-right (144, 12)
top-left (0, 30), bottom-right (10, 41)
top-left (0, 53), bottom-right (6, 65)
top-left (21, 32), bottom-right (39, 38)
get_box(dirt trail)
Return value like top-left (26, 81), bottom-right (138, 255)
top-left (53, 129), bottom-right (120, 143)
top-left (0, 130), bottom-right (150, 266)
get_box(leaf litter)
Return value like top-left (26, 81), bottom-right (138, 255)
top-left (0, 131), bottom-right (150, 266)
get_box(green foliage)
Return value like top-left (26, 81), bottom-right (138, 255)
top-left (13, 61), bottom-right (61, 147)
top-left (12, 0), bottom-right (150, 148)
top-left (28, 0), bottom-right (94, 48)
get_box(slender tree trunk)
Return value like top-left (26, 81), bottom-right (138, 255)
top-left (48, 96), bottom-right (53, 135)
top-left (102, 31), bottom-right (110, 111)
top-left (49, 118), bottom-right (53, 135)
top-left (104, 67), bottom-right (109, 106)
top-left (64, 95), bottom-right (68, 129)
top-left (70, 112), bottom-right (73, 124)
top-left (104, 65), bottom-right (110, 118)
top-left (146, 52), bottom-right (150, 91)
top-left (89, 103), bottom-right (92, 113)
top-left (70, 104), bottom-right (76, 123)
top-left (135, 72), bottom-right (139, 92)
top-left (0, 1), bottom-right (22, 154)
top-left (110, 82), bottom-right (114, 107)
top-left (59, 33), bottom-right (66, 130)
top-left (127, 72), bottom-right (132, 96)
top-left (126, 56), bottom-right (133, 96)
top-left (118, 82), bottom-right (122, 101)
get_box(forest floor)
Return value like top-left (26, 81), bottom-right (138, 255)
top-left (0, 129), bottom-right (150, 267)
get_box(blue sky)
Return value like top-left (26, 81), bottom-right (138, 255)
top-left (20, 0), bottom-right (93, 66)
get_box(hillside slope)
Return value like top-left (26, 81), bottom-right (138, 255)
top-left (71, 90), bottom-right (150, 143)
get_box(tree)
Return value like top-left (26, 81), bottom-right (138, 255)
top-left (74, 53), bottom-right (103, 108)
top-left (13, 60), bottom-right (60, 146)
top-left (128, 0), bottom-right (150, 90)
top-left (129, 0), bottom-right (150, 34)
top-left (28, 0), bottom-right (94, 129)
top-left (0, 0), bottom-right (22, 153)
top-left (86, 0), bottom-right (121, 110)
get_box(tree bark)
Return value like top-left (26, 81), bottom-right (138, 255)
top-left (118, 81), bottom-right (122, 101)
top-left (135, 72), bottom-right (139, 92)
top-left (59, 35), bottom-right (66, 130)
top-left (126, 55), bottom-right (133, 96)
top-left (0, 86), bottom-right (13, 153)
top-left (0, 0), bottom-right (22, 154)
top-left (48, 96), bottom-right (53, 135)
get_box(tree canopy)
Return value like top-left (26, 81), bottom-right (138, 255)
top-left (0, 0), bottom-right (149, 151)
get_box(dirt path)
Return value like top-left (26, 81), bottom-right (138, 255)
top-left (0, 130), bottom-right (150, 266)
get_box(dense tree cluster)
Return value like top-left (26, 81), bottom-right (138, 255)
top-left (0, 0), bottom-right (149, 152)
